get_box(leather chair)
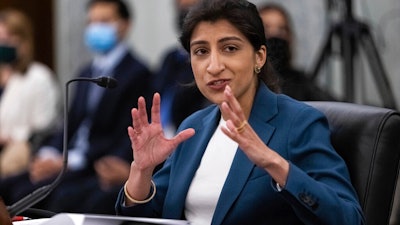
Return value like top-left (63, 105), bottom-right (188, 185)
top-left (305, 101), bottom-right (400, 225)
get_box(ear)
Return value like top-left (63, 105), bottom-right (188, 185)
top-left (119, 20), bottom-right (131, 40)
top-left (255, 45), bottom-right (267, 68)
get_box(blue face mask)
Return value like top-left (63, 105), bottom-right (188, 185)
top-left (84, 23), bottom-right (118, 54)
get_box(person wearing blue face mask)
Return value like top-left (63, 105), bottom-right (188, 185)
top-left (0, 0), bottom-right (154, 215)
top-left (84, 22), bottom-right (118, 54)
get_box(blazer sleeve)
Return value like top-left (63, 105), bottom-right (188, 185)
top-left (275, 105), bottom-right (365, 225)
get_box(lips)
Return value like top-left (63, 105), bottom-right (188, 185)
top-left (207, 79), bottom-right (230, 90)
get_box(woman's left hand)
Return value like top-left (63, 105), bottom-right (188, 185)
top-left (219, 86), bottom-right (268, 166)
top-left (219, 85), bottom-right (289, 186)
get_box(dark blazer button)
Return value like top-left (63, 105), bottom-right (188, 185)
top-left (298, 192), bottom-right (319, 210)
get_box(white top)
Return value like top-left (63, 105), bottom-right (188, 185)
top-left (185, 117), bottom-right (238, 225)
top-left (0, 62), bottom-right (60, 142)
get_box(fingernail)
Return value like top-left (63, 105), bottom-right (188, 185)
top-left (224, 86), bottom-right (231, 95)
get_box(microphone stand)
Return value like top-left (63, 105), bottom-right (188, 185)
top-left (6, 76), bottom-right (117, 218)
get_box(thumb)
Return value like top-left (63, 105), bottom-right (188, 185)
top-left (172, 128), bottom-right (195, 146)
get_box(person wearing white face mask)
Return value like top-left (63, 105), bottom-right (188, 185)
top-left (0, 0), bottom-right (154, 215)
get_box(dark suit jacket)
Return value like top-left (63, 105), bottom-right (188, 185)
top-left (116, 83), bottom-right (365, 225)
top-left (46, 50), bottom-right (153, 169)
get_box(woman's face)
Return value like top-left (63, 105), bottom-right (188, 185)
top-left (0, 22), bottom-right (22, 61)
top-left (0, 23), bottom-right (13, 45)
top-left (189, 19), bottom-right (266, 107)
top-left (259, 9), bottom-right (290, 41)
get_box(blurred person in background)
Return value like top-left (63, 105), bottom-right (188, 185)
top-left (0, 8), bottom-right (60, 179)
top-left (0, 0), bottom-right (153, 215)
top-left (154, 0), bottom-right (211, 136)
top-left (259, 3), bottom-right (336, 101)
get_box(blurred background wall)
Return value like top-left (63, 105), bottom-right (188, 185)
top-left (55, 0), bottom-right (400, 109)
top-left (1, 0), bottom-right (399, 108)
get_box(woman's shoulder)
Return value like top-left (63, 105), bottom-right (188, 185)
top-left (26, 62), bottom-right (55, 79)
top-left (276, 93), bottom-right (325, 118)
top-left (24, 62), bottom-right (59, 89)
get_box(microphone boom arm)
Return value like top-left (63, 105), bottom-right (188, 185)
top-left (6, 76), bottom-right (117, 217)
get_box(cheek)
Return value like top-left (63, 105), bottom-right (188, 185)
top-left (235, 62), bottom-right (254, 79)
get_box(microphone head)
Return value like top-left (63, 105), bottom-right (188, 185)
top-left (96, 76), bottom-right (118, 89)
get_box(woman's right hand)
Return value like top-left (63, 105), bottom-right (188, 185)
top-left (128, 93), bottom-right (195, 172)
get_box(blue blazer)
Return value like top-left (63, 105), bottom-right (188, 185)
top-left (116, 83), bottom-right (365, 225)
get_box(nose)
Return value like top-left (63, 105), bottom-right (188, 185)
top-left (206, 51), bottom-right (224, 75)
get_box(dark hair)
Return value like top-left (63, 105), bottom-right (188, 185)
top-left (258, 3), bottom-right (293, 62)
top-left (179, 0), bottom-right (280, 92)
top-left (87, 0), bottom-right (131, 20)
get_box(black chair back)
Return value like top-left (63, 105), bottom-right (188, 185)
top-left (306, 101), bottom-right (400, 225)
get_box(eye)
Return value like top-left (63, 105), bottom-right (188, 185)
top-left (224, 45), bottom-right (238, 53)
top-left (192, 47), bottom-right (208, 56)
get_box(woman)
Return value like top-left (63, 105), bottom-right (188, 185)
top-left (258, 3), bottom-right (337, 101)
top-left (0, 9), bottom-right (60, 178)
top-left (258, 3), bottom-right (294, 69)
top-left (116, 0), bottom-right (365, 224)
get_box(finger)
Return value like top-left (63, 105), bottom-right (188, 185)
top-left (128, 126), bottom-right (135, 137)
top-left (131, 108), bottom-right (141, 131)
top-left (127, 127), bottom-right (139, 150)
top-left (171, 128), bottom-right (196, 147)
top-left (137, 96), bottom-right (149, 127)
top-left (223, 86), bottom-right (248, 128)
top-left (220, 101), bottom-right (242, 126)
top-left (221, 119), bottom-right (238, 136)
top-left (127, 126), bottom-right (140, 148)
top-left (224, 86), bottom-right (243, 116)
top-left (151, 93), bottom-right (161, 124)
top-left (220, 114), bottom-right (248, 142)
top-left (220, 124), bottom-right (234, 139)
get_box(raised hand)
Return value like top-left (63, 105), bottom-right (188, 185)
top-left (219, 85), bottom-right (289, 187)
top-left (219, 85), bottom-right (270, 165)
top-left (128, 93), bottom-right (195, 172)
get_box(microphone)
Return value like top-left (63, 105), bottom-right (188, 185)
top-left (90, 76), bottom-right (118, 89)
top-left (6, 76), bottom-right (118, 217)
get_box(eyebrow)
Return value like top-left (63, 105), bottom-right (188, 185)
top-left (190, 36), bottom-right (244, 48)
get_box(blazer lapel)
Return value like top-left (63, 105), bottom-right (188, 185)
top-left (165, 106), bottom-right (221, 218)
top-left (211, 83), bottom-right (278, 225)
